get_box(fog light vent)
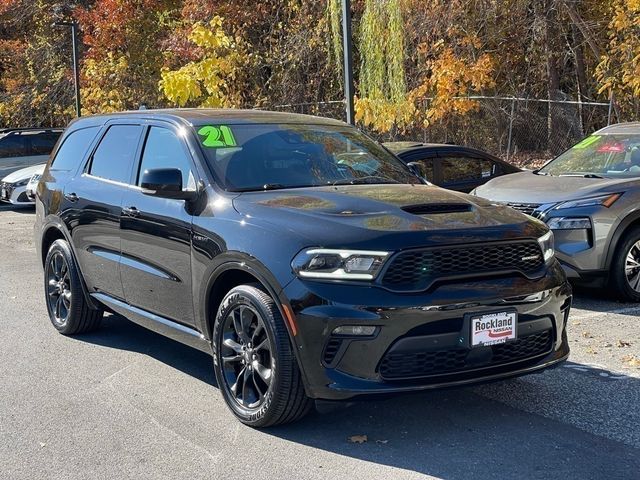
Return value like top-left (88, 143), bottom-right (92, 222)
top-left (323, 337), bottom-right (343, 365)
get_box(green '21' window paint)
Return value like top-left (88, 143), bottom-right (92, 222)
top-left (198, 125), bottom-right (237, 147)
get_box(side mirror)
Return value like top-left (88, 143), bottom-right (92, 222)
top-left (140, 168), bottom-right (196, 200)
top-left (407, 162), bottom-right (428, 182)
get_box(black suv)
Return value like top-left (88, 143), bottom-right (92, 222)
top-left (35, 110), bottom-right (571, 427)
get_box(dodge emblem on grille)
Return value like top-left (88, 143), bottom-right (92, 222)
top-left (521, 254), bottom-right (541, 261)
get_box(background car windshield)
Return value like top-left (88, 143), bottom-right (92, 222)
top-left (196, 123), bottom-right (417, 191)
top-left (539, 134), bottom-right (640, 177)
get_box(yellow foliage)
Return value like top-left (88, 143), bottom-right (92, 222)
top-left (596, 0), bottom-right (640, 100)
top-left (354, 96), bottom-right (416, 133)
top-left (159, 16), bottom-right (242, 108)
top-left (411, 45), bottom-right (495, 125)
top-left (81, 53), bottom-right (133, 113)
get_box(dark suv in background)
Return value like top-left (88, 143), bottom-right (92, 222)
top-left (35, 109), bottom-right (571, 427)
top-left (0, 128), bottom-right (62, 178)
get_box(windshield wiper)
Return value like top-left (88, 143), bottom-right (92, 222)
top-left (558, 173), bottom-right (605, 179)
top-left (332, 175), bottom-right (401, 186)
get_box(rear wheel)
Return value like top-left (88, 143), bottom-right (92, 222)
top-left (44, 239), bottom-right (103, 334)
top-left (212, 284), bottom-right (312, 427)
top-left (611, 228), bottom-right (640, 302)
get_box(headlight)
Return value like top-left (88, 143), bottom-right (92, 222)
top-left (292, 248), bottom-right (390, 280)
top-left (546, 217), bottom-right (591, 230)
top-left (13, 178), bottom-right (30, 187)
top-left (537, 230), bottom-right (554, 262)
top-left (555, 193), bottom-right (621, 210)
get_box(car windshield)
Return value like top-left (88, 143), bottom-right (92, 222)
top-left (539, 133), bottom-right (640, 177)
top-left (195, 123), bottom-right (418, 191)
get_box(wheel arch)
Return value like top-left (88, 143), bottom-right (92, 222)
top-left (40, 222), bottom-right (101, 310)
top-left (200, 256), bottom-right (311, 392)
top-left (605, 211), bottom-right (640, 270)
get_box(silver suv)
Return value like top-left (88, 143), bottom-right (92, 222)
top-left (474, 122), bottom-right (640, 301)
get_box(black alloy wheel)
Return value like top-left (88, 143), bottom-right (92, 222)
top-left (43, 239), bottom-right (103, 334)
top-left (46, 251), bottom-right (72, 326)
top-left (212, 284), bottom-right (312, 427)
top-left (220, 304), bottom-right (274, 408)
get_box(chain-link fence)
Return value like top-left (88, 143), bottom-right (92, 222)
top-left (266, 96), bottom-right (624, 169)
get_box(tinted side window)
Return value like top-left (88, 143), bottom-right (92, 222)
top-left (137, 127), bottom-right (193, 188)
top-left (31, 132), bottom-right (62, 155)
top-left (441, 157), bottom-right (492, 183)
top-left (0, 135), bottom-right (29, 158)
top-left (50, 127), bottom-right (100, 171)
top-left (89, 125), bottom-right (142, 183)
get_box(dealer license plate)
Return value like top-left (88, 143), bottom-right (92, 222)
top-left (470, 311), bottom-right (517, 346)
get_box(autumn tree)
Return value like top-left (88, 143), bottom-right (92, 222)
top-left (75, 0), bottom-right (180, 113)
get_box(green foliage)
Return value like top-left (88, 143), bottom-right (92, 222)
top-left (327, 0), bottom-right (342, 69)
top-left (356, 0), bottom-right (411, 133)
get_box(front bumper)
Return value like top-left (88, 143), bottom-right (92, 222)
top-left (283, 260), bottom-right (571, 400)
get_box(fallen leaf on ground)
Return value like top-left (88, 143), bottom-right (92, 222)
top-left (622, 355), bottom-right (640, 367)
top-left (586, 347), bottom-right (598, 354)
top-left (617, 340), bottom-right (632, 347)
top-left (348, 435), bottom-right (368, 444)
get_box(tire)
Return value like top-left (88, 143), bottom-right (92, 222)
top-left (212, 284), bottom-right (312, 427)
top-left (44, 239), bottom-right (103, 334)
top-left (610, 227), bottom-right (640, 302)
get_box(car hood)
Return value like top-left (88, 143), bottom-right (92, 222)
top-left (232, 184), bottom-right (546, 249)
top-left (475, 171), bottom-right (640, 204)
top-left (1, 163), bottom-right (45, 183)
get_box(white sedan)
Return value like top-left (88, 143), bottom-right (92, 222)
top-left (0, 163), bottom-right (45, 206)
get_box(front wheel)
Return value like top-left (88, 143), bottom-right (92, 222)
top-left (212, 284), bottom-right (312, 427)
top-left (611, 227), bottom-right (640, 302)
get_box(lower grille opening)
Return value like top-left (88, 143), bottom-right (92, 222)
top-left (379, 329), bottom-right (553, 380)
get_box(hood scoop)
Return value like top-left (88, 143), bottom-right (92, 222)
top-left (401, 203), bottom-right (471, 215)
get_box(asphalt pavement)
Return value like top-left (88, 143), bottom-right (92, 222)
top-left (1, 204), bottom-right (638, 480)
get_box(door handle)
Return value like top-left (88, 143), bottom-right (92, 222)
top-left (122, 206), bottom-right (140, 218)
top-left (64, 192), bottom-right (79, 202)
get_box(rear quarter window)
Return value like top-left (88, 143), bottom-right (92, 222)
top-left (88, 125), bottom-right (142, 184)
top-left (50, 127), bottom-right (100, 171)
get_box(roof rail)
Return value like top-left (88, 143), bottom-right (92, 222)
top-left (0, 127), bottom-right (63, 134)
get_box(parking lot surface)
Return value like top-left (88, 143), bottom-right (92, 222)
top-left (1, 205), bottom-right (639, 480)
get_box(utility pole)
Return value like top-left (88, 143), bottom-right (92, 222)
top-left (53, 20), bottom-right (81, 117)
top-left (341, 0), bottom-right (355, 125)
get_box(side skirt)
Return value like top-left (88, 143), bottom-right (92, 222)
top-left (91, 293), bottom-right (212, 355)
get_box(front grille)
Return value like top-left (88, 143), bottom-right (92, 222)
top-left (379, 330), bottom-right (552, 380)
top-left (506, 202), bottom-right (541, 217)
top-left (381, 241), bottom-right (545, 291)
top-left (1, 182), bottom-right (14, 200)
